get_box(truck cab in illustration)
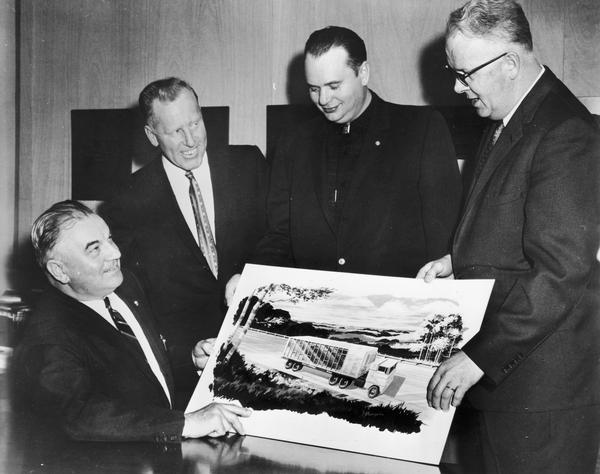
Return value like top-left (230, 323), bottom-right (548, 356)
top-left (281, 335), bottom-right (398, 398)
top-left (364, 358), bottom-right (397, 398)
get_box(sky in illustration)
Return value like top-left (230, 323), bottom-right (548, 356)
top-left (265, 287), bottom-right (460, 332)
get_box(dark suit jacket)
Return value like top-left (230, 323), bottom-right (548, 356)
top-left (455, 68), bottom-right (600, 411)
top-left (13, 271), bottom-right (185, 442)
top-left (253, 92), bottom-right (462, 277)
top-left (102, 146), bottom-right (267, 393)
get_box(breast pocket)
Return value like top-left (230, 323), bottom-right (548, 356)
top-left (483, 190), bottom-right (525, 207)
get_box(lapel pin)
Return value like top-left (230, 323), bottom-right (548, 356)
top-left (375, 140), bottom-right (381, 146)
top-left (133, 300), bottom-right (139, 307)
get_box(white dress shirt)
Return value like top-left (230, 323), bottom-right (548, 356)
top-left (83, 294), bottom-right (172, 407)
top-left (162, 153), bottom-right (216, 245)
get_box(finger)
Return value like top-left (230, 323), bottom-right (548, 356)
top-left (223, 404), bottom-right (252, 417)
top-left (427, 371), bottom-right (442, 407)
top-left (431, 372), bottom-right (454, 410)
top-left (452, 386), bottom-right (467, 408)
top-left (424, 263), bottom-right (441, 283)
top-left (430, 380), bottom-right (448, 410)
top-left (440, 386), bottom-right (456, 411)
top-left (227, 413), bottom-right (246, 436)
top-left (209, 416), bottom-right (228, 437)
top-left (416, 262), bottom-right (432, 280)
top-left (200, 341), bottom-right (212, 356)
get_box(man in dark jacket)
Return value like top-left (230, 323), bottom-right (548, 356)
top-left (226, 26), bottom-right (462, 302)
top-left (419, 1), bottom-right (600, 472)
top-left (15, 200), bottom-right (250, 442)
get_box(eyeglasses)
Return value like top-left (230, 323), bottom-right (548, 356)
top-left (445, 52), bottom-right (508, 87)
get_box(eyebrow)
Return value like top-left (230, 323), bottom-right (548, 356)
top-left (307, 80), bottom-right (341, 88)
top-left (85, 240), bottom-right (100, 251)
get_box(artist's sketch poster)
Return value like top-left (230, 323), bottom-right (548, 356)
top-left (187, 264), bottom-right (493, 465)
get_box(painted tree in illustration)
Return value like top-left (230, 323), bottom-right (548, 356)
top-left (411, 313), bottom-right (464, 363)
top-left (222, 283), bottom-right (334, 362)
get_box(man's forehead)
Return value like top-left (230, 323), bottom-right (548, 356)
top-left (446, 32), bottom-right (504, 68)
top-left (150, 91), bottom-right (201, 124)
top-left (305, 47), bottom-right (353, 80)
top-left (56, 215), bottom-right (106, 248)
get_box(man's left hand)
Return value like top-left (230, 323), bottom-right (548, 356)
top-left (192, 338), bottom-right (216, 371)
top-left (427, 351), bottom-right (484, 411)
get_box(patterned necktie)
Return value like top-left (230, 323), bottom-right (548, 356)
top-left (185, 171), bottom-right (219, 278)
top-left (474, 120), bottom-right (504, 179)
top-left (104, 297), bottom-right (137, 341)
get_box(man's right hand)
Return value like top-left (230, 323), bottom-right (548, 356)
top-left (183, 403), bottom-right (252, 438)
top-left (225, 274), bottom-right (241, 307)
top-left (416, 254), bottom-right (454, 282)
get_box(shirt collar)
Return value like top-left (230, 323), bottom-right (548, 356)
top-left (161, 151), bottom-right (209, 181)
top-left (502, 65), bottom-right (545, 127)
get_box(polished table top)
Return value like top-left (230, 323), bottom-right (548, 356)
top-left (1, 370), bottom-right (478, 474)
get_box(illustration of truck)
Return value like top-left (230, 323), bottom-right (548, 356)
top-left (281, 335), bottom-right (398, 398)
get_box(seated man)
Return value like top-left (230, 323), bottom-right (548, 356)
top-left (14, 200), bottom-right (250, 442)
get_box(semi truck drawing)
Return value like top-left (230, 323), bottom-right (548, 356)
top-left (281, 335), bottom-right (398, 398)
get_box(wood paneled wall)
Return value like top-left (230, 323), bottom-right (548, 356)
top-left (1, 0), bottom-right (16, 292)
top-left (10, 0), bottom-right (600, 289)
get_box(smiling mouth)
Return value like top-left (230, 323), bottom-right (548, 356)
top-left (182, 147), bottom-right (200, 158)
top-left (322, 105), bottom-right (339, 114)
top-left (104, 261), bottom-right (121, 273)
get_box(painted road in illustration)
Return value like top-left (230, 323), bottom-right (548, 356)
top-left (237, 329), bottom-right (436, 419)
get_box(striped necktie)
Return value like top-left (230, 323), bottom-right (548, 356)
top-left (185, 170), bottom-right (219, 278)
top-left (473, 120), bottom-right (504, 179)
top-left (104, 297), bottom-right (137, 341)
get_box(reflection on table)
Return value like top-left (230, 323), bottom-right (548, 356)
top-left (3, 406), bottom-right (478, 473)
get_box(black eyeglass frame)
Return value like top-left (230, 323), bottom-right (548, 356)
top-left (445, 52), bottom-right (508, 87)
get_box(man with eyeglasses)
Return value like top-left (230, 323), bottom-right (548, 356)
top-left (418, 1), bottom-right (600, 472)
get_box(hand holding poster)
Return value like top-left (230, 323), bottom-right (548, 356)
top-left (187, 264), bottom-right (493, 465)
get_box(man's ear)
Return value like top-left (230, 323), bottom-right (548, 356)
top-left (504, 51), bottom-right (520, 80)
top-left (46, 259), bottom-right (70, 285)
top-left (358, 61), bottom-right (370, 86)
top-left (144, 124), bottom-right (159, 147)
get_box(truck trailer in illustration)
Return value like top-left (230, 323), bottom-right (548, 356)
top-left (281, 335), bottom-right (398, 398)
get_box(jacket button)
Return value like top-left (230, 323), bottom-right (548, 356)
top-left (338, 258), bottom-right (346, 266)
top-left (375, 140), bottom-right (381, 146)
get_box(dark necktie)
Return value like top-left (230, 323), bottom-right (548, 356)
top-left (474, 120), bottom-right (504, 179)
top-left (185, 170), bottom-right (219, 278)
top-left (104, 297), bottom-right (137, 341)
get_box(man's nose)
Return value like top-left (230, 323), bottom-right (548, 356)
top-left (182, 127), bottom-right (195, 147)
top-left (318, 89), bottom-right (331, 106)
top-left (454, 78), bottom-right (470, 94)
top-left (107, 239), bottom-right (121, 259)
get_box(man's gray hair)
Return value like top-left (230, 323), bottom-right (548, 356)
top-left (447, 0), bottom-right (533, 51)
top-left (31, 200), bottom-right (95, 269)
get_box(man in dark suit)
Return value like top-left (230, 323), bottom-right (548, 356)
top-left (14, 200), bottom-right (251, 442)
top-left (102, 78), bottom-right (267, 402)
top-left (226, 26), bottom-right (461, 300)
top-left (418, 1), bottom-right (600, 472)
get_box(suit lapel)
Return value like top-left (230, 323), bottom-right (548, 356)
top-left (55, 289), bottom-right (161, 392)
top-left (115, 276), bottom-right (176, 404)
top-left (455, 68), bottom-right (558, 242)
